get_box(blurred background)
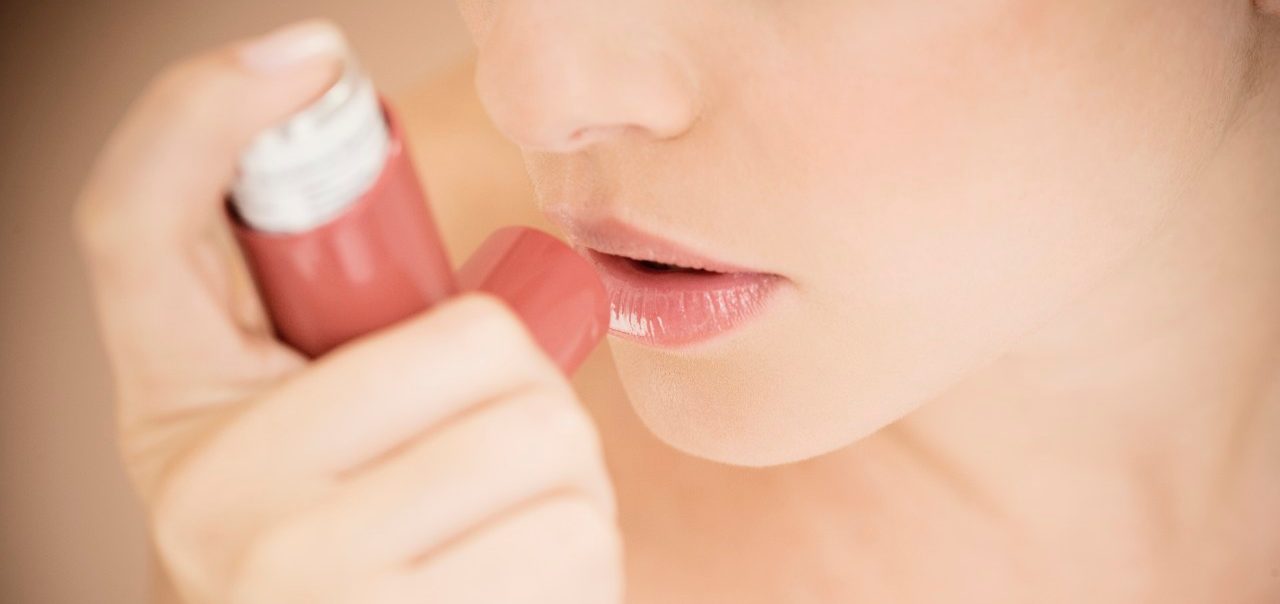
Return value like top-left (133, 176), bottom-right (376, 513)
top-left (0, 2), bottom-right (472, 601)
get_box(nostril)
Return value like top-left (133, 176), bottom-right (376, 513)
top-left (564, 125), bottom-right (632, 151)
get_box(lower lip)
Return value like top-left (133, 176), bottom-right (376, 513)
top-left (582, 250), bottom-right (782, 348)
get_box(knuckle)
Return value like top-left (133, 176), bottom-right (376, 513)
top-left (438, 292), bottom-right (562, 379)
top-left (71, 158), bottom-right (137, 264)
top-left (147, 443), bottom-right (246, 567)
top-left (453, 393), bottom-right (572, 462)
top-left (498, 395), bottom-right (611, 515)
top-left (140, 53), bottom-right (237, 132)
top-left (71, 194), bottom-right (139, 270)
top-left (149, 445), bottom-right (230, 555)
top-left (231, 510), bottom-right (355, 603)
top-left (449, 292), bottom-right (534, 348)
top-left (70, 197), bottom-right (113, 257)
top-left (239, 517), bottom-right (311, 582)
top-left (505, 389), bottom-right (601, 459)
top-left (72, 212), bottom-right (138, 279)
top-left (419, 292), bottom-right (591, 392)
top-left (533, 496), bottom-right (622, 568)
top-left (150, 54), bottom-right (232, 106)
top-left (149, 463), bottom-right (212, 561)
top-left (227, 514), bottom-right (363, 604)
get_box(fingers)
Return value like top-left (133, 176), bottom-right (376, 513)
top-left (153, 293), bottom-right (617, 604)
top-left (75, 20), bottom-right (346, 412)
top-left (187, 293), bottom-right (571, 493)
top-left (223, 393), bottom-right (615, 601)
top-left (230, 495), bottom-right (621, 604)
top-left (305, 386), bottom-right (614, 568)
top-left (369, 496), bottom-right (623, 604)
top-left (176, 293), bottom-right (581, 514)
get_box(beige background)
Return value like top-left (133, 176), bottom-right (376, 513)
top-left (0, 2), bottom-right (472, 601)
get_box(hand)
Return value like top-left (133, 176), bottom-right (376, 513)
top-left (73, 19), bottom-right (621, 604)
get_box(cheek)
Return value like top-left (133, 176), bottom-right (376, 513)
top-left (614, 1), bottom-right (1254, 465)
top-left (782, 0), bottom-right (1249, 277)
top-left (771, 0), bottom-right (1251, 365)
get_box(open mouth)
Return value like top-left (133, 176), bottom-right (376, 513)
top-left (579, 246), bottom-right (782, 348)
top-left (625, 257), bottom-right (716, 274)
top-left (543, 212), bottom-right (785, 348)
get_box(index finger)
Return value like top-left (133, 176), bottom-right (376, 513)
top-left (75, 20), bottom-right (346, 413)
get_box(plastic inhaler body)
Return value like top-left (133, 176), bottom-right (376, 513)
top-left (228, 61), bottom-right (456, 358)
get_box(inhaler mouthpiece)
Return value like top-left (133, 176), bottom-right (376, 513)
top-left (231, 58), bottom-right (390, 233)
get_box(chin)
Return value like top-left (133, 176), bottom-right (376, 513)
top-left (603, 305), bottom-right (920, 468)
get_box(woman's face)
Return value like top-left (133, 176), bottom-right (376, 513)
top-left (455, 0), bottom-right (1260, 465)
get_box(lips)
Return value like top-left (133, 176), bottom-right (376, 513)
top-left (553, 215), bottom-right (783, 348)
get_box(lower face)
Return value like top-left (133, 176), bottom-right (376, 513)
top-left (518, 0), bottom-right (1257, 465)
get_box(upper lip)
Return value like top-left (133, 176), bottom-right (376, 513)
top-left (545, 211), bottom-right (764, 274)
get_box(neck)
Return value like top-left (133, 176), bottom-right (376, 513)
top-left (613, 41), bottom-right (1280, 604)
top-left (807, 55), bottom-right (1280, 598)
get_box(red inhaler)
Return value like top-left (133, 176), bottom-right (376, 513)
top-left (228, 57), bottom-right (606, 370)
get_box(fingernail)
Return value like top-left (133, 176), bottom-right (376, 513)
top-left (238, 19), bottom-right (347, 73)
top-left (458, 227), bottom-right (609, 375)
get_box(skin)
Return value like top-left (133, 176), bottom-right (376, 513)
top-left (73, 1), bottom-right (1280, 603)
top-left (454, 0), bottom-right (1280, 598)
top-left (461, 0), bottom-right (1272, 465)
top-left (76, 25), bottom-right (619, 604)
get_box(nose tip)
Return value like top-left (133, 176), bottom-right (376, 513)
top-left (472, 6), bottom-right (700, 153)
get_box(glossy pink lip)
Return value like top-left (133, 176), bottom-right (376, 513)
top-left (551, 215), bottom-right (783, 348)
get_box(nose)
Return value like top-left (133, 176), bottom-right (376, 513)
top-left (471, 1), bottom-right (701, 153)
